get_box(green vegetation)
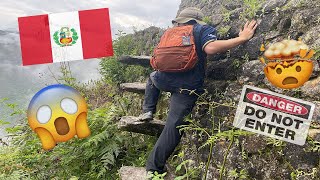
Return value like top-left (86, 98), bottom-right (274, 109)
top-left (172, 150), bottom-right (203, 180)
top-left (305, 137), bottom-right (320, 153)
top-left (231, 59), bottom-right (243, 69)
top-left (100, 30), bottom-right (154, 85)
top-left (241, 53), bottom-right (250, 62)
top-left (147, 171), bottom-right (167, 180)
top-left (228, 169), bottom-right (250, 179)
top-left (175, 90), bottom-right (253, 180)
top-left (240, 0), bottom-right (265, 20)
top-left (221, 7), bottom-right (231, 23)
top-left (217, 25), bottom-right (231, 37)
top-left (0, 30), bottom-right (160, 179)
top-left (202, 16), bottom-right (212, 25)
top-left (0, 95), bottom-right (156, 179)
top-left (290, 168), bottom-right (318, 180)
top-left (0, 99), bottom-right (155, 179)
top-left (314, 47), bottom-right (320, 60)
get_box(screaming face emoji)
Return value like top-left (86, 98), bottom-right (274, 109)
top-left (260, 39), bottom-right (315, 89)
top-left (28, 84), bottom-right (90, 150)
top-left (264, 60), bottom-right (313, 89)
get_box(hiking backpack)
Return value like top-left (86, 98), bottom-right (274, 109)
top-left (150, 25), bottom-right (198, 72)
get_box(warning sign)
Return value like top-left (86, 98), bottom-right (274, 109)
top-left (233, 85), bottom-right (315, 146)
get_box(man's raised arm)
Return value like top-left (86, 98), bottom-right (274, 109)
top-left (204, 20), bottom-right (258, 55)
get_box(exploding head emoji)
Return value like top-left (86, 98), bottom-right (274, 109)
top-left (260, 39), bottom-right (315, 89)
top-left (28, 84), bottom-right (90, 150)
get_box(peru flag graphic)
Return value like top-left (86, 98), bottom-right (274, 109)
top-left (18, 8), bottom-right (113, 66)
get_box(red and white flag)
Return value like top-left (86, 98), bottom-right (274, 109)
top-left (18, 8), bottom-right (113, 66)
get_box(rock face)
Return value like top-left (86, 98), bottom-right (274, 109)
top-left (179, 0), bottom-right (320, 60)
top-left (177, 0), bottom-right (320, 179)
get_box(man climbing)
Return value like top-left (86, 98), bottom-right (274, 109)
top-left (139, 7), bottom-right (258, 175)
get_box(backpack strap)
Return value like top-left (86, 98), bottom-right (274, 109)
top-left (192, 24), bottom-right (207, 73)
top-left (193, 25), bottom-right (205, 61)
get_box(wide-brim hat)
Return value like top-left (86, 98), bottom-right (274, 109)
top-left (172, 7), bottom-right (206, 25)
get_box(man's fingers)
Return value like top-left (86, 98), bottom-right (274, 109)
top-left (244, 21), bottom-right (249, 28)
top-left (239, 27), bottom-right (243, 33)
top-left (253, 23), bottom-right (258, 30)
top-left (239, 20), bottom-right (258, 41)
top-left (248, 20), bottom-right (257, 29)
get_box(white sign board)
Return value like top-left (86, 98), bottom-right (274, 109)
top-left (234, 85), bottom-right (315, 146)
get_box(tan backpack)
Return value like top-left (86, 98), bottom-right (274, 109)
top-left (150, 25), bottom-right (198, 72)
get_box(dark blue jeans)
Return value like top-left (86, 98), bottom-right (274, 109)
top-left (143, 73), bottom-right (198, 173)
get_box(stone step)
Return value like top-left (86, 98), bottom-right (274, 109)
top-left (120, 82), bottom-right (146, 94)
top-left (118, 116), bottom-right (165, 136)
top-left (119, 166), bottom-right (175, 180)
top-left (118, 55), bottom-right (151, 67)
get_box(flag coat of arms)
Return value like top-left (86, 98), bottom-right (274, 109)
top-left (18, 8), bottom-right (113, 66)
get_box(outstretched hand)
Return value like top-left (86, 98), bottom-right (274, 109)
top-left (239, 20), bottom-right (258, 41)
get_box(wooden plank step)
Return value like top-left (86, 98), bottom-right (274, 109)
top-left (119, 166), bottom-right (175, 180)
top-left (120, 82), bottom-right (146, 94)
top-left (118, 116), bottom-right (165, 136)
top-left (118, 55), bottom-right (151, 66)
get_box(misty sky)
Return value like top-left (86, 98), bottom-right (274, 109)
top-left (0, 0), bottom-right (180, 35)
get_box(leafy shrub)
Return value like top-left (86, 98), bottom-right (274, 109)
top-left (0, 98), bottom-right (156, 179)
top-left (240, 0), bottom-right (265, 20)
top-left (0, 28), bottom-right (160, 177)
top-left (99, 30), bottom-right (157, 85)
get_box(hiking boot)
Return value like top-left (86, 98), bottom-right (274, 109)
top-left (138, 111), bottom-right (153, 122)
